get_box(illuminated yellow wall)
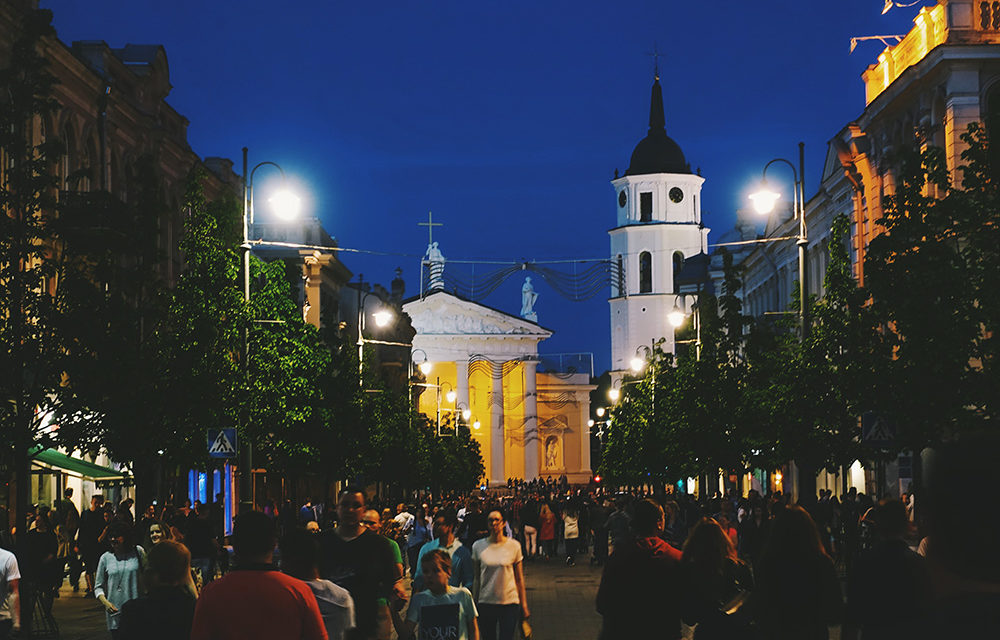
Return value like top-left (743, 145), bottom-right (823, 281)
top-left (503, 363), bottom-right (525, 481)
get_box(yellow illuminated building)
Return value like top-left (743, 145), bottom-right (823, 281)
top-left (403, 291), bottom-right (595, 486)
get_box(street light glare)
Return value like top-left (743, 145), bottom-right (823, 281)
top-left (668, 304), bottom-right (686, 328)
top-left (748, 187), bottom-right (781, 215)
top-left (587, 419), bottom-right (595, 428)
top-left (608, 388), bottom-right (621, 402)
top-left (462, 408), bottom-right (472, 421)
top-left (446, 389), bottom-right (457, 403)
top-left (418, 361), bottom-right (433, 375)
top-left (472, 420), bottom-right (481, 431)
top-left (630, 357), bottom-right (644, 373)
top-left (596, 407), bottom-right (605, 417)
top-left (269, 189), bottom-right (301, 220)
top-left (372, 309), bottom-right (393, 328)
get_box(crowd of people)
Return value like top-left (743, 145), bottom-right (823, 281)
top-left (1, 441), bottom-right (997, 640)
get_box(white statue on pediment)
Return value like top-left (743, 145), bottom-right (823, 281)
top-left (426, 242), bottom-right (445, 290)
top-left (521, 276), bottom-right (538, 322)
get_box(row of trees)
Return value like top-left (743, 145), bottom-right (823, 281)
top-left (0, 10), bottom-right (483, 534)
top-left (600, 125), bottom-right (999, 497)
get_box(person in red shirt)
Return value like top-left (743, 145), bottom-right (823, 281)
top-left (596, 499), bottom-right (684, 640)
top-left (191, 511), bottom-right (327, 640)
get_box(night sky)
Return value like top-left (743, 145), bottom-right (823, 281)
top-left (42, 1), bottom-right (923, 373)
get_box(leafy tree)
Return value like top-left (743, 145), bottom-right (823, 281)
top-left (866, 125), bottom-right (1000, 449)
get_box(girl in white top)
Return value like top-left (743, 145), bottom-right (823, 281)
top-left (471, 511), bottom-right (529, 640)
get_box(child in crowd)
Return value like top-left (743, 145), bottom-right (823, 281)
top-left (402, 549), bottom-right (479, 640)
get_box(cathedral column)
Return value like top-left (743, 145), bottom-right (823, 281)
top-left (490, 362), bottom-right (505, 486)
top-left (523, 360), bottom-right (539, 481)
top-left (578, 390), bottom-right (592, 476)
top-left (455, 358), bottom-right (470, 422)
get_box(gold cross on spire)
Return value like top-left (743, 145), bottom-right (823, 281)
top-left (645, 43), bottom-right (662, 80)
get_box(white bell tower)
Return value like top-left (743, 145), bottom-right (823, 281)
top-left (609, 75), bottom-right (709, 372)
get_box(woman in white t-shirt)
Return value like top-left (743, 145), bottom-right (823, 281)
top-left (471, 510), bottom-right (529, 640)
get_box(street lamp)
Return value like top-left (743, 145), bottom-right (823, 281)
top-left (748, 142), bottom-right (808, 342)
top-left (355, 275), bottom-right (405, 383)
top-left (240, 147), bottom-right (300, 515)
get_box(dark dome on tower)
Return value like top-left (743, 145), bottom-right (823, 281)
top-left (626, 77), bottom-right (690, 176)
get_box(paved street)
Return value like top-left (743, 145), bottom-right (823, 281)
top-left (49, 557), bottom-right (607, 640)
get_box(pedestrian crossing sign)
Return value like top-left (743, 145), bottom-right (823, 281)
top-left (208, 429), bottom-right (238, 458)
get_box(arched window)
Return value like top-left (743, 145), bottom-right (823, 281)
top-left (639, 251), bottom-right (652, 293)
top-left (672, 252), bottom-right (684, 292)
top-left (639, 192), bottom-right (653, 222)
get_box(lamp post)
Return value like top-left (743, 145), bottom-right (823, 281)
top-left (669, 293), bottom-right (701, 361)
top-left (355, 275), bottom-right (402, 384)
top-left (748, 142), bottom-right (808, 342)
top-left (240, 147), bottom-right (301, 515)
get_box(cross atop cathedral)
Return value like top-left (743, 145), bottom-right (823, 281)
top-left (418, 211), bottom-right (443, 245)
top-left (645, 43), bottom-right (663, 80)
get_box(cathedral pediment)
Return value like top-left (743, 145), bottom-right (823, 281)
top-left (403, 291), bottom-right (553, 338)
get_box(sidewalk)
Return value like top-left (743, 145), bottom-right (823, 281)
top-left (47, 584), bottom-right (107, 640)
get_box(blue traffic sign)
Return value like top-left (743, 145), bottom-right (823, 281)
top-left (208, 429), bottom-right (238, 458)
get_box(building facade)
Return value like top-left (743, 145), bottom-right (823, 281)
top-left (404, 290), bottom-right (595, 486)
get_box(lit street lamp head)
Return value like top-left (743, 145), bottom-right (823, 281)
top-left (630, 357), bottom-right (645, 373)
top-left (269, 189), bottom-right (301, 220)
top-left (372, 309), bottom-right (393, 328)
top-left (668, 301), bottom-right (686, 328)
top-left (608, 387), bottom-right (621, 403)
top-left (462, 408), bottom-right (472, 421)
top-left (748, 184), bottom-right (781, 215)
top-left (446, 389), bottom-right (457, 403)
top-left (596, 407), bottom-right (605, 417)
top-left (418, 361), bottom-right (433, 376)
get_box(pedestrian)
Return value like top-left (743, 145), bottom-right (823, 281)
top-left (538, 504), bottom-right (556, 559)
top-left (0, 541), bottom-right (21, 639)
top-left (402, 549), bottom-right (479, 640)
top-left (471, 510), bottom-right (529, 640)
top-left (604, 498), bottom-right (631, 555)
top-left (319, 487), bottom-right (404, 640)
top-left (562, 504), bottom-right (580, 566)
top-left (680, 518), bottom-right (754, 640)
top-left (54, 488), bottom-right (81, 591)
top-left (281, 527), bottom-right (355, 640)
top-left (95, 520), bottom-right (147, 639)
top-left (184, 502), bottom-right (217, 585)
top-left (361, 509), bottom-right (404, 640)
top-left (412, 510), bottom-right (474, 592)
top-left (596, 498), bottom-right (683, 640)
top-left (752, 505), bottom-right (842, 640)
top-left (405, 506), bottom-right (432, 579)
top-left (842, 499), bottom-right (931, 640)
top-left (77, 493), bottom-right (107, 597)
top-left (520, 498), bottom-right (539, 560)
top-left (588, 497), bottom-right (610, 565)
top-left (190, 511), bottom-right (327, 640)
top-left (117, 540), bottom-right (196, 640)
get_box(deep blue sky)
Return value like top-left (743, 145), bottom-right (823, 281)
top-left (43, 0), bottom-right (923, 373)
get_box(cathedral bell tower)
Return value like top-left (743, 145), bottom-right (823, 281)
top-left (609, 74), bottom-right (709, 372)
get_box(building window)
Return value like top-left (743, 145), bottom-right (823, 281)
top-left (639, 251), bottom-right (652, 293)
top-left (672, 252), bottom-right (684, 291)
top-left (640, 192), bottom-right (653, 222)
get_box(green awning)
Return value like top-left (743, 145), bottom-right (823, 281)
top-left (30, 448), bottom-right (124, 481)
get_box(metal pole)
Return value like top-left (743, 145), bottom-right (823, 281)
top-left (797, 141), bottom-right (808, 343)
top-left (239, 147), bottom-right (253, 514)
top-left (357, 276), bottom-right (365, 384)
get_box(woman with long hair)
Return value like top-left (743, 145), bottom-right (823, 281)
top-left (680, 518), bottom-right (754, 640)
top-left (752, 505), bottom-right (842, 640)
top-left (95, 520), bottom-right (146, 639)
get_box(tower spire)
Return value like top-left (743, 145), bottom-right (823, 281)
top-left (648, 75), bottom-right (665, 133)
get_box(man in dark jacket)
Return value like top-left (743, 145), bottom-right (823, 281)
top-left (596, 499), bottom-right (683, 640)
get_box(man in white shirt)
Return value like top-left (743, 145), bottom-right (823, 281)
top-left (280, 527), bottom-right (355, 640)
top-left (392, 504), bottom-right (413, 532)
top-left (0, 546), bottom-right (21, 639)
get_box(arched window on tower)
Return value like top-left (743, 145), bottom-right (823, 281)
top-left (639, 251), bottom-right (652, 293)
top-left (672, 252), bottom-right (684, 292)
top-left (640, 192), bottom-right (653, 222)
